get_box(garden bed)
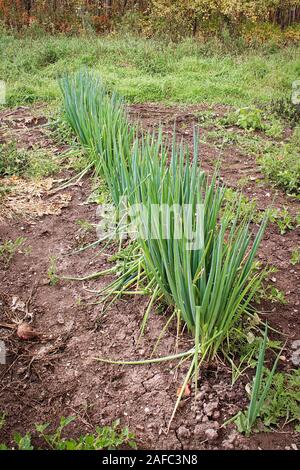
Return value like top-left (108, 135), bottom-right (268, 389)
top-left (0, 104), bottom-right (299, 450)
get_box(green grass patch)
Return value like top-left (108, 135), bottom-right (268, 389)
top-left (1, 33), bottom-right (299, 108)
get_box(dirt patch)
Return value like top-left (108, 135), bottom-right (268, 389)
top-left (0, 105), bottom-right (299, 450)
top-left (0, 105), bottom-right (66, 154)
top-left (0, 177), bottom-right (73, 220)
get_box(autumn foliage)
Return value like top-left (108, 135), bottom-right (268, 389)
top-left (0, 0), bottom-right (299, 36)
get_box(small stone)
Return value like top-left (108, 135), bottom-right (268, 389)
top-left (223, 442), bottom-right (234, 450)
top-left (222, 430), bottom-right (238, 449)
top-left (57, 313), bottom-right (64, 325)
top-left (291, 444), bottom-right (298, 450)
top-left (202, 415), bottom-right (209, 422)
top-left (177, 425), bottom-right (190, 439)
top-left (117, 331), bottom-right (126, 341)
top-left (194, 424), bottom-right (205, 438)
top-left (194, 421), bottom-right (219, 439)
top-left (203, 400), bottom-right (219, 417)
top-left (196, 414), bottom-right (203, 422)
top-left (205, 428), bottom-right (218, 441)
top-left (196, 391), bottom-right (206, 401)
top-left (213, 410), bottom-right (220, 419)
top-left (291, 350), bottom-right (300, 367)
top-left (147, 422), bottom-right (155, 429)
top-left (291, 340), bottom-right (300, 350)
top-left (144, 407), bottom-right (151, 414)
top-left (143, 373), bottom-right (163, 391)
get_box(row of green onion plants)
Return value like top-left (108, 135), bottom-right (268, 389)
top-left (60, 70), bottom-right (267, 410)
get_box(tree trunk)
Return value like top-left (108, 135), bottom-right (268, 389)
top-left (104, 0), bottom-right (112, 18)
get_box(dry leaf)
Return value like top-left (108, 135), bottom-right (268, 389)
top-left (17, 323), bottom-right (39, 340)
top-left (176, 383), bottom-right (191, 398)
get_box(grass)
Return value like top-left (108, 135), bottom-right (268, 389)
top-left (1, 32), bottom-right (298, 195)
top-left (1, 32), bottom-right (300, 108)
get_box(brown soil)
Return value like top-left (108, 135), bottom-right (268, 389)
top-left (0, 105), bottom-right (299, 450)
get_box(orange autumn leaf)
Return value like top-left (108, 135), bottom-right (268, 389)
top-left (176, 383), bottom-right (191, 397)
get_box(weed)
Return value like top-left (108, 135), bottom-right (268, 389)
top-left (224, 325), bottom-right (263, 386)
top-left (13, 433), bottom-right (34, 450)
top-left (0, 142), bottom-right (58, 179)
top-left (290, 126), bottom-right (300, 147)
top-left (0, 413), bottom-right (33, 450)
top-left (25, 149), bottom-right (59, 179)
top-left (36, 416), bottom-right (136, 450)
top-left (235, 107), bottom-right (264, 131)
top-left (202, 111), bottom-right (299, 198)
top-left (47, 256), bottom-right (59, 286)
top-left (231, 325), bottom-right (281, 436)
top-left (0, 142), bottom-right (29, 177)
top-left (259, 144), bottom-right (300, 196)
top-left (76, 219), bottom-right (94, 233)
top-left (291, 248), bottom-right (300, 266)
top-left (254, 265), bottom-right (287, 305)
top-left (223, 313), bottom-right (282, 386)
top-left (0, 237), bottom-right (26, 267)
top-left (269, 207), bottom-right (295, 235)
top-left (0, 416), bottom-right (136, 450)
top-left (260, 369), bottom-right (300, 428)
top-left (264, 286), bottom-right (287, 305)
top-left (35, 45), bottom-right (63, 68)
top-left (264, 118), bottom-right (284, 139)
top-left (50, 114), bottom-right (78, 146)
top-left (269, 97), bottom-right (300, 128)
